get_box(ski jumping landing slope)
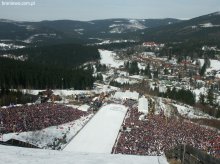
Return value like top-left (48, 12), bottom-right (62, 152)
top-left (0, 145), bottom-right (168, 164)
top-left (64, 104), bottom-right (127, 153)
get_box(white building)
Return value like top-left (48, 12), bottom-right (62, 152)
top-left (113, 90), bottom-right (139, 100)
top-left (138, 96), bottom-right (148, 114)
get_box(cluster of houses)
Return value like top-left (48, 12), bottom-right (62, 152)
top-left (100, 42), bottom-right (220, 105)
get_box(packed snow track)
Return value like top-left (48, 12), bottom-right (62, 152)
top-left (64, 104), bottom-right (128, 153)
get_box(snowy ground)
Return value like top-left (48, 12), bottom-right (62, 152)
top-left (113, 91), bottom-right (139, 101)
top-left (64, 104), bottom-right (128, 154)
top-left (115, 77), bottom-right (138, 84)
top-left (0, 102), bottom-right (168, 164)
top-left (77, 104), bottom-right (90, 112)
top-left (0, 43), bottom-right (25, 49)
top-left (206, 59), bottom-right (220, 73)
top-left (0, 145), bottom-right (168, 164)
top-left (99, 49), bottom-right (124, 68)
top-left (93, 83), bottom-right (119, 93)
top-left (94, 39), bottom-right (136, 45)
top-left (21, 89), bottom-right (94, 96)
top-left (2, 114), bottom-right (93, 149)
top-left (156, 97), bottom-right (214, 119)
top-left (198, 59), bottom-right (220, 73)
top-left (193, 87), bottom-right (207, 102)
top-left (21, 85), bottom-right (119, 97)
top-left (129, 75), bottom-right (145, 80)
top-left (172, 103), bottom-right (214, 119)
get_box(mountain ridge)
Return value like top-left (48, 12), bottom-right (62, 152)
top-left (0, 12), bottom-right (220, 46)
top-left (0, 18), bottom-right (181, 45)
top-left (141, 11), bottom-right (220, 42)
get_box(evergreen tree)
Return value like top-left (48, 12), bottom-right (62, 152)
top-left (124, 61), bottom-right (129, 70)
top-left (163, 87), bottom-right (195, 105)
top-left (165, 87), bottom-right (171, 98)
top-left (199, 93), bottom-right (205, 105)
top-left (153, 70), bottom-right (159, 79)
top-left (207, 89), bottom-right (214, 106)
top-left (185, 90), bottom-right (195, 105)
top-left (128, 61), bottom-right (139, 75)
top-left (199, 62), bottom-right (206, 76)
top-left (148, 71), bottom-right (152, 79)
top-left (0, 58), bottom-right (95, 90)
top-left (145, 63), bottom-right (150, 75)
top-left (96, 73), bottom-right (103, 82)
top-left (170, 87), bottom-right (177, 99)
top-left (164, 68), bottom-right (169, 75)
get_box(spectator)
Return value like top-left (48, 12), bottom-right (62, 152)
top-left (113, 99), bottom-right (220, 158)
top-left (0, 103), bottom-right (88, 134)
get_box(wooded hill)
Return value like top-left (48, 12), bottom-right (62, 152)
top-left (0, 57), bottom-right (94, 89)
top-left (0, 44), bottom-right (100, 89)
top-left (0, 44), bottom-right (100, 68)
top-left (141, 12), bottom-right (220, 42)
top-left (0, 18), bottom-right (180, 45)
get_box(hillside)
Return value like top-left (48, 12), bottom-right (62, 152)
top-left (0, 44), bottom-right (100, 67)
top-left (0, 18), bottom-right (180, 46)
top-left (0, 57), bottom-right (95, 89)
top-left (1, 12), bottom-right (220, 46)
top-left (141, 12), bottom-right (220, 42)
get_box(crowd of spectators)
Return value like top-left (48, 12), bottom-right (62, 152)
top-left (113, 99), bottom-right (220, 158)
top-left (0, 103), bottom-right (87, 134)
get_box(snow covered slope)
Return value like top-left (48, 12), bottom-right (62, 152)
top-left (198, 59), bottom-right (220, 73)
top-left (0, 145), bottom-right (168, 164)
top-left (99, 49), bottom-right (124, 68)
top-left (64, 104), bottom-right (128, 153)
top-left (2, 114), bottom-right (93, 149)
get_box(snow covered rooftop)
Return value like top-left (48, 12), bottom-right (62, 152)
top-left (138, 96), bottom-right (149, 114)
top-left (115, 77), bottom-right (138, 84)
top-left (113, 90), bottom-right (139, 100)
top-left (78, 104), bottom-right (90, 112)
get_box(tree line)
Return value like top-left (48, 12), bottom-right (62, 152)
top-left (198, 89), bottom-right (220, 118)
top-left (159, 87), bottom-right (196, 106)
top-left (0, 88), bottom-right (38, 106)
top-left (0, 57), bottom-right (94, 90)
top-left (0, 44), bottom-right (100, 68)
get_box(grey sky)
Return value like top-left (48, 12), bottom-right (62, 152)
top-left (0, 0), bottom-right (220, 21)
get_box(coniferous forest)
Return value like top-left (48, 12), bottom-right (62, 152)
top-left (0, 57), bottom-right (94, 89)
top-left (0, 44), bottom-right (100, 68)
top-left (0, 44), bottom-right (100, 90)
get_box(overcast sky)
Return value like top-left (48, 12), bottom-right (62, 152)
top-left (0, 0), bottom-right (220, 21)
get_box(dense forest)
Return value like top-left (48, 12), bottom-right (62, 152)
top-left (165, 40), bottom-right (219, 58)
top-left (159, 87), bottom-right (196, 106)
top-left (0, 43), bottom-right (100, 105)
top-left (0, 57), bottom-right (95, 90)
top-left (141, 12), bottom-right (220, 43)
top-left (0, 89), bottom-right (38, 106)
top-left (0, 44), bottom-right (100, 68)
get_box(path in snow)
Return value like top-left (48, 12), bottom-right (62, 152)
top-left (64, 104), bottom-right (128, 154)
